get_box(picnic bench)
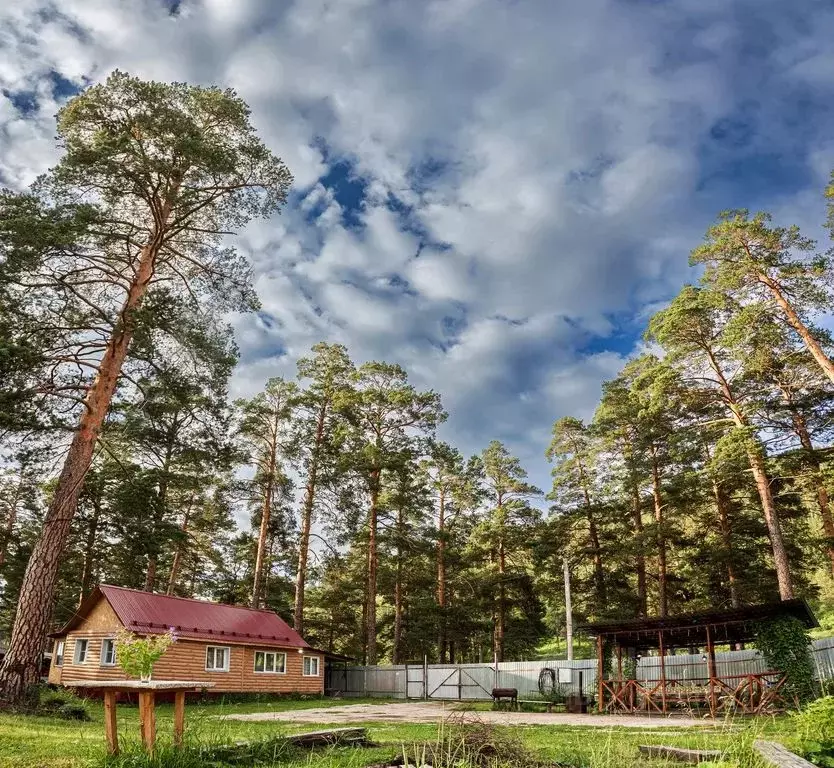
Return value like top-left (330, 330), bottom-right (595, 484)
top-left (491, 687), bottom-right (518, 709)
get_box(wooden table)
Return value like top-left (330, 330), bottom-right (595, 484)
top-left (64, 680), bottom-right (215, 755)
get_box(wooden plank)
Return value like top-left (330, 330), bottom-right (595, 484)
top-left (639, 745), bottom-right (722, 764)
top-left (754, 740), bottom-right (816, 768)
top-left (138, 690), bottom-right (156, 753)
top-left (103, 690), bottom-right (118, 756)
top-left (173, 690), bottom-right (186, 747)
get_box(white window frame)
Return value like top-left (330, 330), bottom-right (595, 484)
top-left (205, 645), bottom-right (230, 672)
top-left (55, 640), bottom-right (64, 667)
top-left (73, 638), bottom-right (89, 664)
top-left (100, 638), bottom-right (116, 667)
top-left (303, 655), bottom-right (320, 677)
top-left (253, 650), bottom-right (287, 674)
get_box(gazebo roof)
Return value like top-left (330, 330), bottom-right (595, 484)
top-left (579, 599), bottom-right (818, 648)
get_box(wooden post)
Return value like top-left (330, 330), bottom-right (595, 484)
top-left (596, 635), bottom-right (604, 713)
top-left (173, 690), bottom-right (186, 747)
top-left (706, 624), bottom-right (717, 717)
top-left (138, 690), bottom-right (156, 753)
top-left (657, 631), bottom-right (667, 713)
top-left (616, 644), bottom-right (623, 708)
top-left (103, 690), bottom-right (118, 755)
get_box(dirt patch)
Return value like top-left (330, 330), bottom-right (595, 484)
top-left (224, 701), bottom-right (711, 728)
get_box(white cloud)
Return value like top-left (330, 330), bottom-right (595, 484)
top-left (2, 0), bottom-right (834, 495)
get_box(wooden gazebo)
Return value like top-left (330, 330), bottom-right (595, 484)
top-left (581, 599), bottom-right (818, 716)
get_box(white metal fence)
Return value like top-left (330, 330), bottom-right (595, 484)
top-left (325, 637), bottom-right (834, 700)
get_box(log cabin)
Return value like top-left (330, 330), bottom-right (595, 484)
top-left (47, 585), bottom-right (324, 695)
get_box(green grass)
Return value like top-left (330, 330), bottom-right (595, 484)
top-left (0, 696), bottom-right (807, 768)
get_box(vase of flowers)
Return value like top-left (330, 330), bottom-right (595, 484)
top-left (115, 627), bottom-right (177, 683)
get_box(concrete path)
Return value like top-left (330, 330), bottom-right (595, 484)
top-left (225, 701), bottom-right (710, 728)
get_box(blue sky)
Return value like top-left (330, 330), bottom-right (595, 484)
top-left (1, 0), bottom-right (834, 496)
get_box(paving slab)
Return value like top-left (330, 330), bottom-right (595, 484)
top-left (224, 701), bottom-right (710, 728)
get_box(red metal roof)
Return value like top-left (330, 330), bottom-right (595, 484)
top-left (55, 585), bottom-right (309, 648)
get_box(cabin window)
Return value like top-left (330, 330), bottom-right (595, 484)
top-left (253, 651), bottom-right (286, 674)
top-left (303, 655), bottom-right (320, 676)
top-left (205, 645), bottom-right (230, 672)
top-left (100, 639), bottom-right (116, 666)
top-left (73, 638), bottom-right (89, 664)
top-left (54, 640), bottom-right (64, 667)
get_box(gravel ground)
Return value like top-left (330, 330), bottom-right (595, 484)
top-left (224, 701), bottom-right (710, 728)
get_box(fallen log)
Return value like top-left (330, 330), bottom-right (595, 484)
top-left (287, 727), bottom-right (373, 748)
top-left (638, 745), bottom-right (723, 764)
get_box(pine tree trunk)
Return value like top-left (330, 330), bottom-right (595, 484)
top-left (0, 234), bottom-right (164, 702)
top-left (494, 534), bottom-right (506, 664)
top-left (294, 404), bottom-right (325, 633)
top-left (632, 482), bottom-right (647, 617)
top-left (712, 478), bottom-right (739, 607)
top-left (366, 470), bottom-right (380, 665)
top-left (143, 557), bottom-right (157, 592)
top-left (0, 475), bottom-right (24, 568)
top-left (650, 446), bottom-right (668, 617)
top-left (166, 509), bottom-right (190, 596)
top-left (166, 490), bottom-right (195, 595)
top-left (437, 487), bottom-right (447, 663)
top-left (581, 483), bottom-right (606, 608)
top-left (746, 445), bottom-right (794, 599)
top-left (393, 514), bottom-right (404, 665)
top-left (758, 273), bottom-right (834, 385)
top-left (361, 589), bottom-right (369, 667)
top-left (146, 429), bottom-right (176, 593)
top-left (625, 438), bottom-right (647, 616)
top-left (78, 496), bottom-right (102, 607)
top-left (294, 497), bottom-right (312, 632)
top-left (705, 348), bottom-right (794, 601)
top-left (577, 456), bottom-right (606, 607)
top-left (251, 418), bottom-right (279, 610)
top-left (789, 408), bottom-right (834, 576)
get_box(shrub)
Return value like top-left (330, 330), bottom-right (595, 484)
top-left (57, 702), bottom-right (90, 721)
top-left (30, 684), bottom-right (90, 721)
top-left (754, 617), bottom-right (816, 705)
top-left (37, 686), bottom-right (79, 711)
top-left (793, 696), bottom-right (834, 767)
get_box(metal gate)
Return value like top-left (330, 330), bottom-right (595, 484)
top-left (425, 665), bottom-right (496, 700)
top-left (405, 661), bottom-right (425, 699)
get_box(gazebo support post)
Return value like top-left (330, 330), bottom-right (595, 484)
top-left (596, 635), bottom-right (604, 713)
top-left (658, 630), bottom-right (667, 713)
top-left (706, 624), bottom-right (717, 716)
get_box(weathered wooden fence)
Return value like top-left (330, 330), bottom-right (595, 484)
top-left (325, 637), bottom-right (834, 700)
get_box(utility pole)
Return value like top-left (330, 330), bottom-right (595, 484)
top-left (563, 557), bottom-right (573, 660)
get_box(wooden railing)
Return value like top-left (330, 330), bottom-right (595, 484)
top-left (600, 671), bottom-right (790, 715)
